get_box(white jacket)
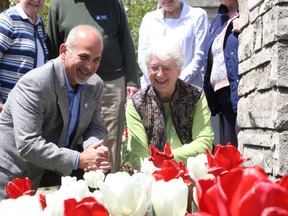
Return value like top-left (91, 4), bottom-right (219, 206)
top-left (138, 1), bottom-right (209, 88)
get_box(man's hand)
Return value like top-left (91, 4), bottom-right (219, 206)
top-left (78, 139), bottom-right (111, 173)
top-left (126, 86), bottom-right (138, 99)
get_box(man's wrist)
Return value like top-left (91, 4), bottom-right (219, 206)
top-left (73, 152), bottom-right (80, 170)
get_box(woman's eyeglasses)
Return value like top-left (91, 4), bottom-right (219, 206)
top-left (148, 65), bottom-right (178, 74)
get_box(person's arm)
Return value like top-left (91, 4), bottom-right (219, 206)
top-left (180, 9), bottom-right (209, 83)
top-left (126, 99), bottom-right (150, 171)
top-left (0, 13), bottom-right (13, 101)
top-left (118, 0), bottom-right (139, 88)
top-left (46, 0), bottom-right (62, 59)
top-left (138, 13), bottom-right (151, 87)
top-left (10, 73), bottom-right (78, 176)
top-left (172, 93), bottom-right (214, 163)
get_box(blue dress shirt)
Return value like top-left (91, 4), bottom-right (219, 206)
top-left (64, 75), bottom-right (87, 169)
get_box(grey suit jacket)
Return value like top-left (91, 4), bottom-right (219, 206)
top-left (0, 57), bottom-right (107, 191)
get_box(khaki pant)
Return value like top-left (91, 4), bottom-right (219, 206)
top-left (101, 76), bottom-right (126, 173)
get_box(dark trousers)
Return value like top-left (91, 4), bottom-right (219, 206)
top-left (215, 87), bottom-right (239, 148)
top-left (39, 169), bottom-right (85, 187)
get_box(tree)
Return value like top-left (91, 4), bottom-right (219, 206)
top-left (123, 0), bottom-right (158, 62)
top-left (0, 0), bottom-right (10, 12)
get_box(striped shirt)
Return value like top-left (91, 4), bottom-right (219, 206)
top-left (0, 4), bottom-right (49, 102)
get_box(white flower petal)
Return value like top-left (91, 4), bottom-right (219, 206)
top-left (151, 178), bottom-right (188, 216)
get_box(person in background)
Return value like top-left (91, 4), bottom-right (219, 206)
top-left (126, 39), bottom-right (214, 170)
top-left (203, 0), bottom-right (240, 148)
top-left (0, 25), bottom-right (111, 199)
top-left (0, 0), bottom-right (49, 112)
top-left (138, 0), bottom-right (209, 89)
top-left (46, 0), bottom-right (139, 173)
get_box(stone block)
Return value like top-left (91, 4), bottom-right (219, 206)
top-left (238, 91), bottom-right (288, 129)
top-left (271, 132), bottom-right (288, 176)
top-left (239, 47), bottom-right (271, 73)
top-left (262, 9), bottom-right (275, 46)
top-left (271, 42), bottom-right (288, 88)
top-left (238, 64), bottom-right (272, 96)
top-left (254, 17), bottom-right (263, 52)
top-left (238, 25), bottom-right (254, 62)
top-left (273, 6), bottom-right (288, 40)
top-left (247, 0), bottom-right (264, 10)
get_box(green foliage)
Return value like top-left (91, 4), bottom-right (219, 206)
top-left (8, 0), bottom-right (157, 72)
top-left (40, 0), bottom-right (51, 26)
top-left (8, 0), bottom-right (51, 26)
top-left (123, 0), bottom-right (158, 60)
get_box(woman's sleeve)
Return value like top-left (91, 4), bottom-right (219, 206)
top-left (125, 99), bottom-right (150, 170)
top-left (172, 92), bottom-right (214, 164)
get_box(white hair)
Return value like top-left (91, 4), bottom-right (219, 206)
top-left (145, 38), bottom-right (184, 68)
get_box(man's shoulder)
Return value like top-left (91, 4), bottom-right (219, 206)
top-left (20, 58), bottom-right (60, 83)
top-left (87, 74), bottom-right (104, 87)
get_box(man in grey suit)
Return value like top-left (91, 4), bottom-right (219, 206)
top-left (0, 25), bottom-right (111, 199)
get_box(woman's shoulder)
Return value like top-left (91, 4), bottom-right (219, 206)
top-left (0, 6), bottom-right (17, 20)
top-left (142, 8), bottom-right (162, 21)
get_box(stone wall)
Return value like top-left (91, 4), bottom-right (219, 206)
top-left (185, 0), bottom-right (218, 23)
top-left (238, 0), bottom-right (288, 178)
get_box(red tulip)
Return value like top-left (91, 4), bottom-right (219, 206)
top-left (194, 166), bottom-right (288, 216)
top-left (239, 181), bottom-right (288, 216)
top-left (5, 177), bottom-right (35, 199)
top-left (123, 128), bottom-right (128, 138)
top-left (206, 143), bottom-right (250, 176)
top-left (64, 196), bottom-right (109, 216)
top-left (39, 193), bottom-right (47, 209)
top-left (186, 212), bottom-right (213, 216)
top-left (276, 175), bottom-right (288, 190)
top-left (152, 159), bottom-right (192, 186)
top-left (152, 160), bottom-right (180, 181)
top-left (148, 142), bottom-right (174, 168)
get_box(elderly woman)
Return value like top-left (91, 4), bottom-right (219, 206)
top-left (203, 0), bottom-right (240, 148)
top-left (138, 0), bottom-right (209, 89)
top-left (0, 0), bottom-right (48, 111)
top-left (126, 39), bottom-right (214, 170)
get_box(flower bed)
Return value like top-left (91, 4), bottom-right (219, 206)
top-left (1, 143), bottom-right (288, 216)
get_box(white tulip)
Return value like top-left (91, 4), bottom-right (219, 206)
top-left (151, 178), bottom-right (188, 216)
top-left (59, 179), bottom-right (90, 201)
top-left (0, 195), bottom-right (43, 216)
top-left (100, 171), bottom-right (148, 216)
top-left (92, 189), bottom-right (104, 204)
top-left (187, 153), bottom-right (214, 181)
top-left (44, 177), bottom-right (91, 216)
top-left (140, 157), bottom-right (159, 175)
top-left (133, 172), bottom-right (155, 205)
top-left (83, 170), bottom-right (105, 189)
top-left (43, 190), bottom-right (65, 216)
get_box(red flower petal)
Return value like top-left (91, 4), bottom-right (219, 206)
top-left (39, 193), bottom-right (47, 209)
top-left (5, 177), bottom-right (35, 199)
top-left (148, 142), bottom-right (174, 168)
top-left (239, 181), bottom-right (288, 216)
top-left (276, 175), bottom-right (288, 191)
top-left (64, 196), bottom-right (109, 216)
top-left (206, 144), bottom-right (250, 177)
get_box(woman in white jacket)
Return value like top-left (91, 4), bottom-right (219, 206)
top-left (138, 0), bottom-right (209, 88)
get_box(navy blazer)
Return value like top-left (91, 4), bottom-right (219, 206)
top-left (203, 4), bottom-right (240, 115)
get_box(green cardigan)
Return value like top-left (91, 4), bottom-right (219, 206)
top-left (126, 92), bottom-right (214, 170)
